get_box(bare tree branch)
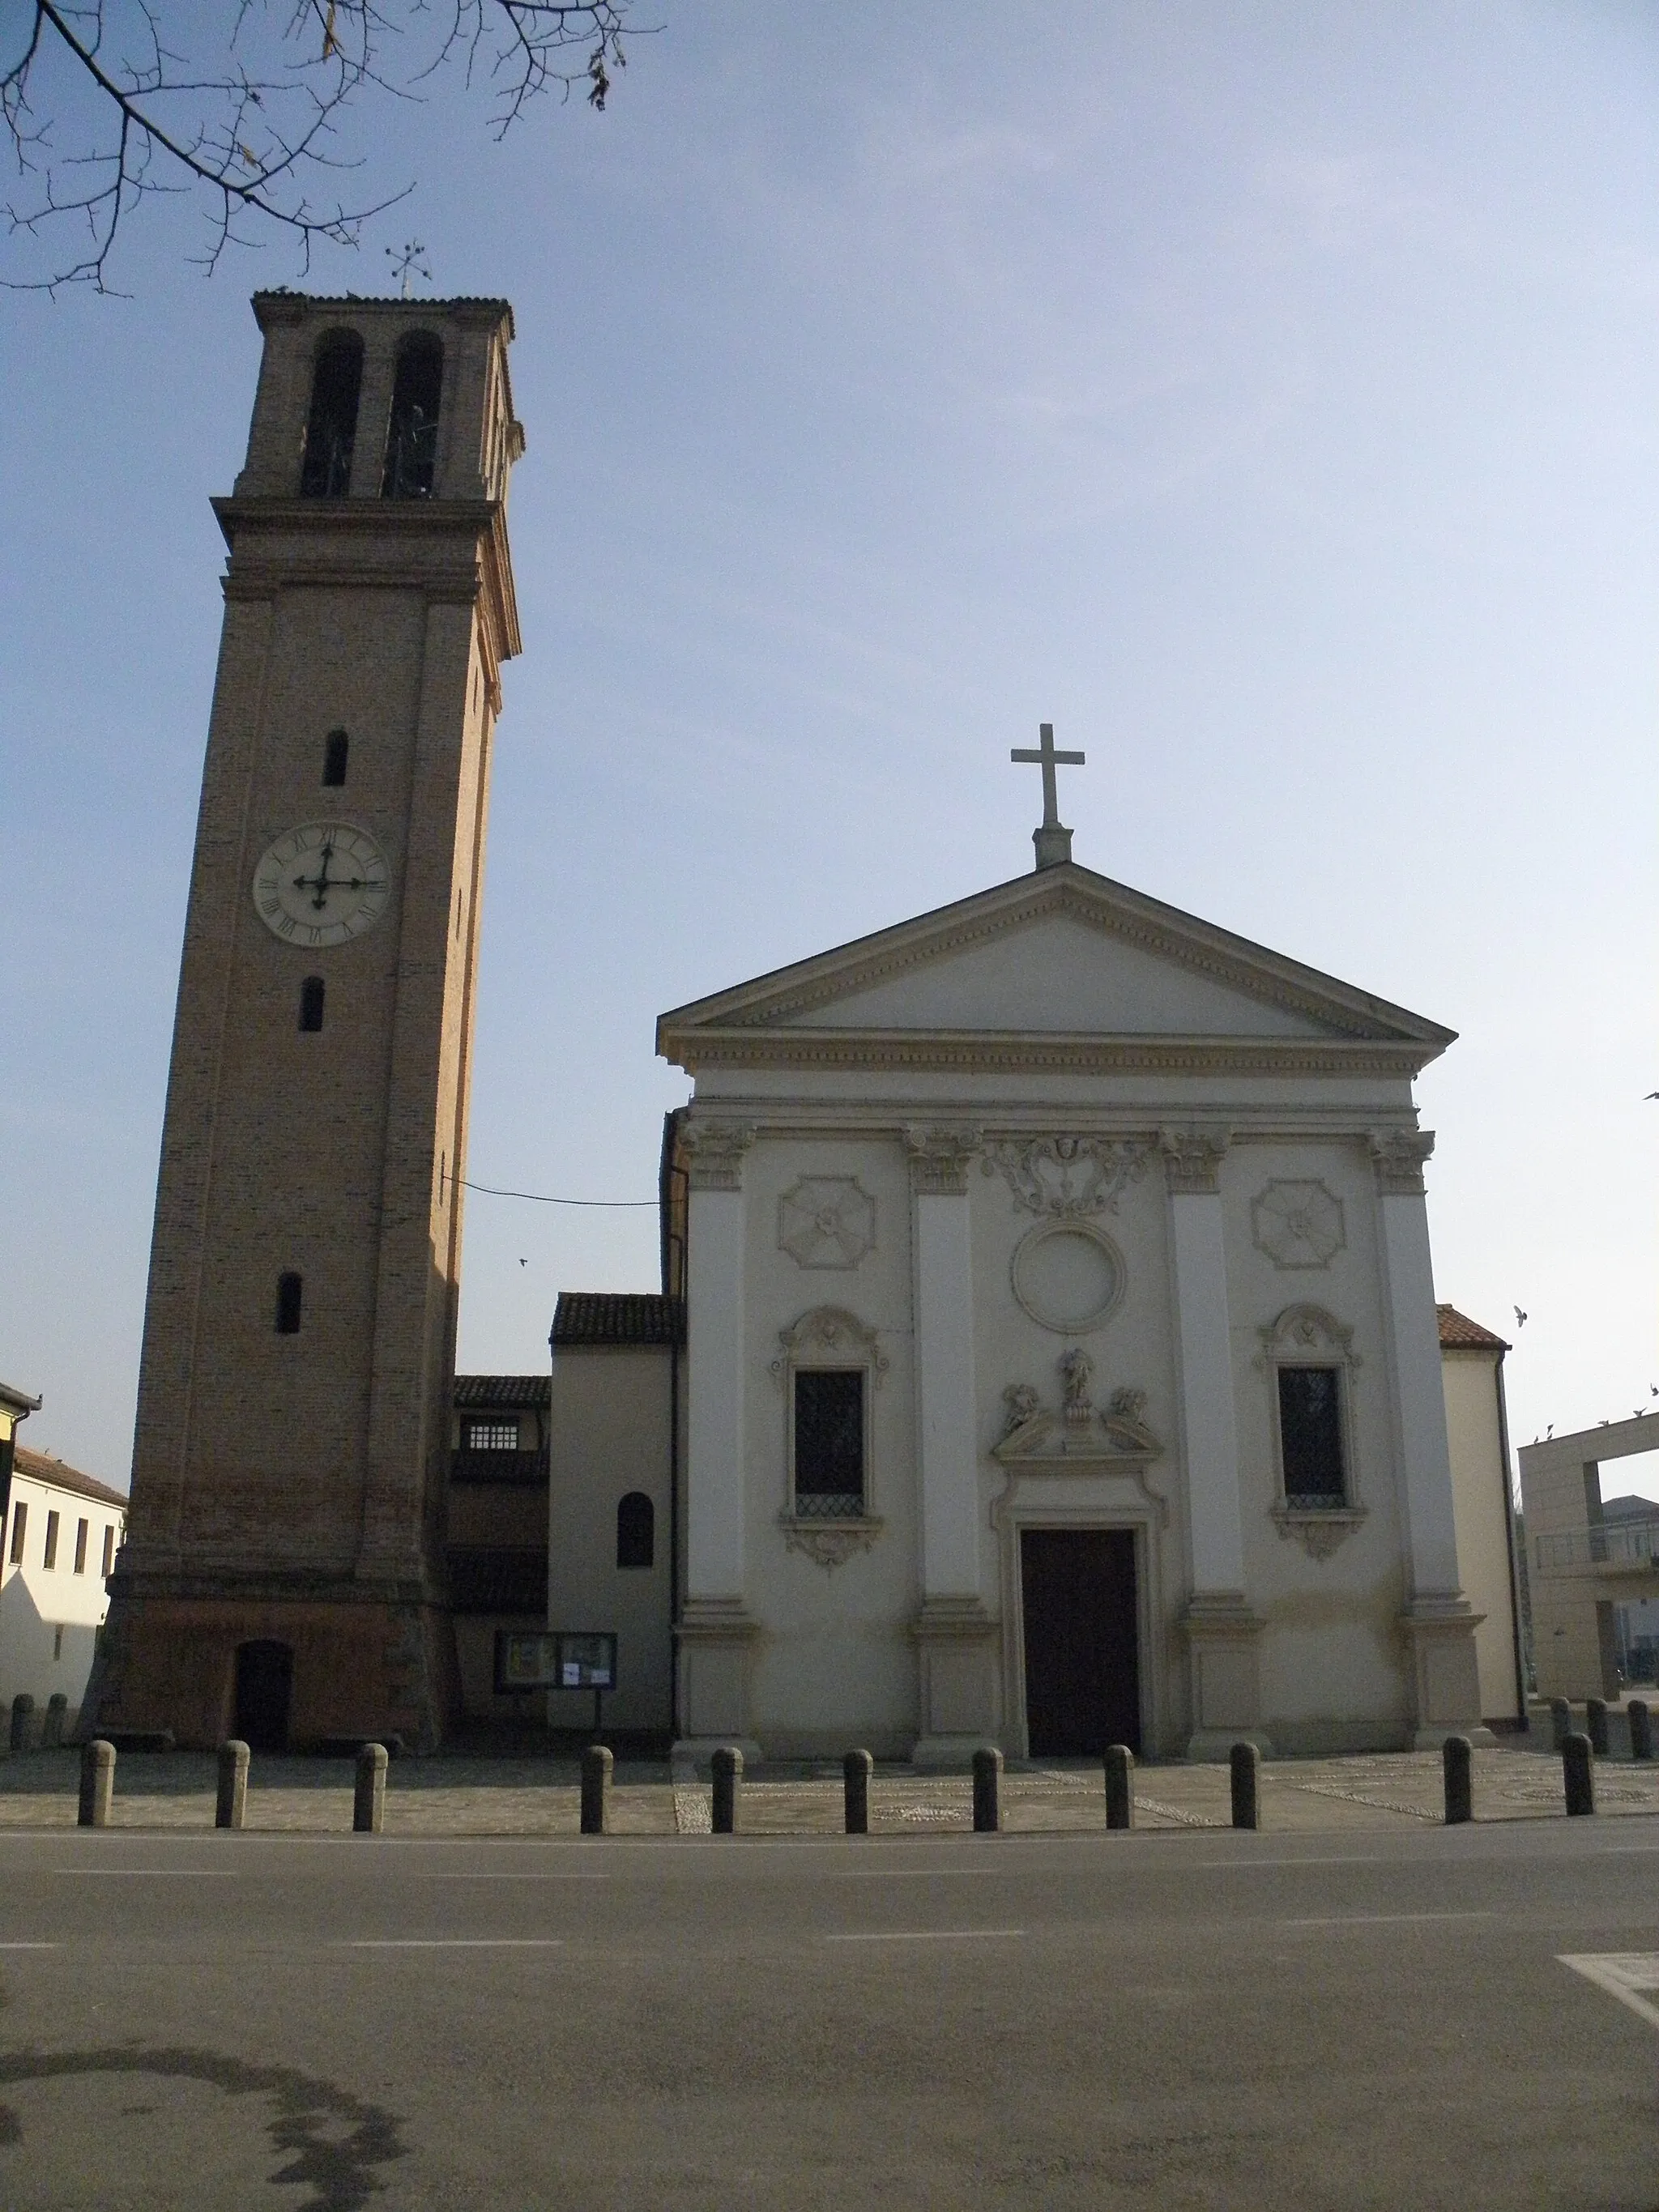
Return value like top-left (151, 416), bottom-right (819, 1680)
top-left (2, 1), bottom-right (639, 292)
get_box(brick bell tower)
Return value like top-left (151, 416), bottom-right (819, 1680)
top-left (88, 292), bottom-right (523, 1751)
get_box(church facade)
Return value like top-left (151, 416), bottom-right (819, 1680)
top-left (652, 834), bottom-right (1491, 1762)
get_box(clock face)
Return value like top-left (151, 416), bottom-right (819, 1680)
top-left (252, 822), bottom-right (391, 948)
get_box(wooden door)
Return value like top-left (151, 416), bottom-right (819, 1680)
top-left (1020, 1528), bottom-right (1141, 1756)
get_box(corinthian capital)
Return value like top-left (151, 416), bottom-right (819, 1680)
top-left (681, 1118), bottom-right (758, 1192)
top-left (1159, 1126), bottom-right (1230, 1196)
top-left (904, 1125), bottom-right (983, 1196)
top-left (1368, 1128), bottom-right (1435, 1196)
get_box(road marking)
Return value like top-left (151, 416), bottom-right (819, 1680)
top-left (1559, 1954), bottom-right (1659, 2032)
top-left (342, 1939), bottom-right (566, 1949)
top-left (0, 1943), bottom-right (58, 1950)
top-left (822, 1929), bottom-right (1025, 1943)
top-left (1284, 1912), bottom-right (1492, 1927)
top-left (825, 1869), bottom-right (1000, 1881)
top-left (50, 1868), bottom-right (241, 1877)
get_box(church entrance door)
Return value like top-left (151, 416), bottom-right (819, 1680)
top-left (233, 1640), bottom-right (293, 1752)
top-left (1019, 1528), bottom-right (1140, 1756)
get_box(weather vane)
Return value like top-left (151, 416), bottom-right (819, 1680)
top-left (386, 241), bottom-right (432, 299)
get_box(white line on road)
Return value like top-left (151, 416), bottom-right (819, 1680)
top-left (342, 1939), bottom-right (566, 1949)
top-left (1559, 1954), bottom-right (1659, 2032)
top-left (1284, 1912), bottom-right (1494, 1926)
top-left (49, 1868), bottom-right (241, 1877)
top-left (0, 1942), bottom-right (58, 1950)
top-left (822, 1929), bottom-right (1025, 1943)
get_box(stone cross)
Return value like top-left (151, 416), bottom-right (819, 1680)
top-left (1011, 722), bottom-right (1085, 870)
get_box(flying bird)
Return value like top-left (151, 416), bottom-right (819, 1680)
top-left (519, 1258), bottom-right (527, 1268)
top-left (1513, 1306), bottom-right (1528, 1329)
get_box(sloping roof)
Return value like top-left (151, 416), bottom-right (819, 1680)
top-left (1437, 1305), bottom-right (1509, 1352)
top-left (552, 1294), bottom-right (685, 1349)
top-left (11, 1445), bottom-right (127, 1510)
top-left (454, 1375), bottom-right (552, 1409)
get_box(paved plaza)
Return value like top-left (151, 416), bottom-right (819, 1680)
top-left (0, 1739), bottom-right (1657, 1837)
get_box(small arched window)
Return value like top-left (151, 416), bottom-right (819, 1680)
top-left (616, 1491), bottom-right (655, 1571)
top-left (298, 977), bottom-right (325, 1032)
top-left (382, 334), bottom-right (444, 499)
top-left (322, 729), bottom-right (348, 786)
top-left (275, 1272), bottom-right (304, 1335)
top-left (300, 332), bottom-right (364, 497)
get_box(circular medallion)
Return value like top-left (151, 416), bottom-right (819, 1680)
top-left (1010, 1220), bottom-right (1124, 1335)
top-left (252, 822), bottom-right (390, 948)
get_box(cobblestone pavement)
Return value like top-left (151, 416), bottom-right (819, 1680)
top-left (1, 1741), bottom-right (1657, 1835)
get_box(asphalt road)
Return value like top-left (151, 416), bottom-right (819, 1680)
top-left (0, 1819), bottom-right (1654, 2209)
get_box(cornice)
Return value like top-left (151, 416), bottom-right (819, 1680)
top-left (664, 1027), bottom-right (1444, 1080)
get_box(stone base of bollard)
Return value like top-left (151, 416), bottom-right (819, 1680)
top-left (78, 1739), bottom-right (115, 1828)
top-left (1104, 1745), bottom-right (1134, 1831)
top-left (1563, 1732), bottom-right (1596, 1816)
top-left (972, 1746), bottom-right (1003, 1834)
top-left (353, 1742), bottom-right (389, 1835)
top-left (581, 1745), bottom-right (613, 1836)
top-left (1442, 1733), bottom-right (1473, 1825)
top-left (711, 1746), bottom-right (743, 1835)
top-left (216, 1740), bottom-right (250, 1831)
top-left (1230, 1741), bottom-right (1260, 1831)
top-left (843, 1750), bottom-right (872, 1836)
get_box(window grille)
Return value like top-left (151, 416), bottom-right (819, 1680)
top-left (793, 1370), bottom-right (865, 1518)
top-left (1277, 1366), bottom-right (1346, 1503)
top-left (466, 1420), bottom-right (519, 1453)
top-left (616, 1491), bottom-right (655, 1569)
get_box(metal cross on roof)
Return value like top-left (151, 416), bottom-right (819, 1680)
top-left (1011, 722), bottom-right (1085, 870)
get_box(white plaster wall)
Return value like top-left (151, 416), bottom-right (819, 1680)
top-left (1440, 1349), bottom-right (1521, 1721)
top-left (547, 1345), bottom-right (675, 1735)
top-left (0, 1476), bottom-right (123, 1724)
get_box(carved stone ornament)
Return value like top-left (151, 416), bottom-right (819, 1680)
top-left (770, 1306), bottom-right (889, 1388)
top-left (778, 1517), bottom-right (885, 1571)
top-left (777, 1176), bottom-right (876, 1270)
top-left (681, 1118), bottom-right (758, 1192)
top-left (904, 1125), bottom-right (983, 1195)
top-left (1256, 1302), bottom-right (1359, 1370)
top-left (1271, 1507), bottom-right (1367, 1561)
top-left (994, 1354), bottom-right (1164, 1494)
top-left (1251, 1179), bottom-right (1346, 1271)
top-left (1159, 1127), bottom-right (1231, 1196)
top-left (1368, 1128), bottom-right (1435, 1196)
top-left (983, 1134), bottom-right (1150, 1218)
top-left (1011, 1218), bottom-right (1125, 1335)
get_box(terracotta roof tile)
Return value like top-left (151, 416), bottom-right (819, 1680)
top-left (552, 1294), bottom-right (685, 1348)
top-left (453, 1375), bottom-right (551, 1409)
top-left (1436, 1304), bottom-right (1509, 1352)
top-left (11, 1445), bottom-right (127, 1510)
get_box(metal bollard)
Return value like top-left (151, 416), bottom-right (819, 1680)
top-left (1630, 1700), bottom-right (1653, 1762)
top-left (78, 1739), bottom-right (115, 1828)
top-left (972, 1746), bottom-right (1003, 1834)
top-left (1230, 1742), bottom-right (1260, 1831)
top-left (1563, 1732), bottom-right (1596, 1816)
top-left (10, 1694), bottom-right (35, 1754)
top-left (216, 1740), bottom-right (249, 1830)
top-left (843, 1749), bottom-right (872, 1835)
top-left (1585, 1697), bottom-right (1610, 1756)
top-left (580, 1745), bottom-right (612, 1835)
top-left (711, 1746), bottom-right (742, 1834)
top-left (1548, 1697), bottom-right (1572, 1751)
top-left (1104, 1744), bottom-right (1135, 1831)
top-left (353, 1742), bottom-right (388, 1834)
top-left (1442, 1734), bottom-right (1473, 1826)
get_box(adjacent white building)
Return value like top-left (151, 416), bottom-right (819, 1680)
top-left (1, 1445), bottom-right (127, 1737)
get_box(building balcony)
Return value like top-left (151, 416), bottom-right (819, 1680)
top-left (1534, 1519), bottom-right (1659, 1579)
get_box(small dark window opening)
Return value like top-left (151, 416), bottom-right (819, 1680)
top-left (300, 332), bottom-right (364, 497)
top-left (73, 1519), bottom-right (87, 1574)
top-left (275, 1272), bottom-right (304, 1335)
top-left (382, 335), bottom-right (444, 499)
top-left (793, 1370), bottom-right (865, 1518)
top-left (43, 1511), bottom-right (59, 1570)
top-left (298, 976), bottom-right (326, 1033)
top-left (616, 1491), bottom-right (655, 1570)
top-left (1277, 1366), bottom-right (1346, 1503)
top-left (101, 1524), bottom-right (115, 1578)
top-left (322, 729), bottom-right (349, 786)
top-left (8, 1501), bottom-right (26, 1564)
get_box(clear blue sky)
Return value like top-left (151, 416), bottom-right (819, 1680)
top-left (2, 2), bottom-right (1655, 1492)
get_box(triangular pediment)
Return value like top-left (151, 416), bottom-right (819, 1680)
top-left (657, 863), bottom-right (1454, 1075)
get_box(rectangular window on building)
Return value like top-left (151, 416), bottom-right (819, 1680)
top-left (9, 1502), bottom-right (25, 1565)
top-left (73, 1519), bottom-right (87, 1574)
top-left (43, 1511), bottom-right (59, 1570)
top-left (1277, 1366), bottom-right (1347, 1504)
top-left (466, 1421), bottom-right (520, 1452)
top-left (792, 1370), bottom-right (866, 1518)
top-left (102, 1525), bottom-right (115, 1578)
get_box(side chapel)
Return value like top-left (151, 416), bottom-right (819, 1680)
top-left (548, 735), bottom-right (1506, 1762)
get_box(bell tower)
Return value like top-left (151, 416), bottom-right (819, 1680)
top-left (90, 292), bottom-right (524, 1751)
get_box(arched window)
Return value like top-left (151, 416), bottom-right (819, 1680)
top-left (322, 729), bottom-right (348, 786)
top-left (275, 1272), bottom-right (303, 1335)
top-left (616, 1491), bottom-right (655, 1570)
top-left (298, 977), bottom-right (325, 1032)
top-left (300, 331), bottom-right (364, 497)
top-left (382, 334), bottom-right (444, 499)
